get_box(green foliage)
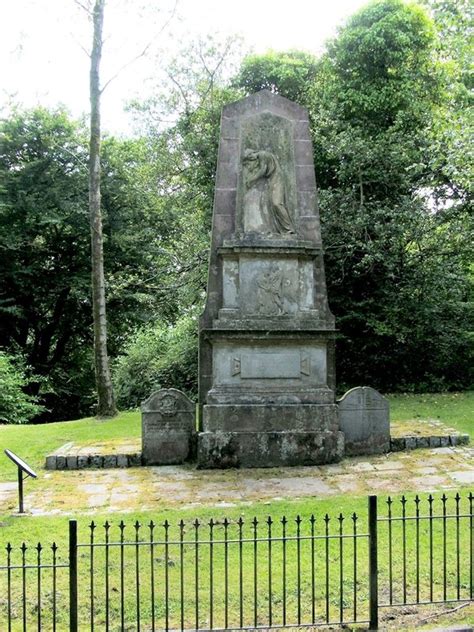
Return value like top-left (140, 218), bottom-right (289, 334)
top-left (0, 107), bottom-right (207, 420)
top-left (421, 0), bottom-right (473, 209)
top-left (114, 312), bottom-right (199, 409)
top-left (127, 37), bottom-right (244, 318)
top-left (325, 0), bottom-right (438, 127)
top-left (1, 3), bottom-right (472, 420)
top-left (0, 351), bottom-right (44, 424)
top-left (233, 2), bottom-right (473, 393)
top-left (0, 107), bottom-right (94, 420)
top-left (234, 50), bottom-right (318, 104)
top-left (309, 0), bottom-right (473, 391)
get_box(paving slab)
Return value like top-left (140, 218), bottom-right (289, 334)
top-left (373, 461), bottom-right (405, 471)
top-left (1, 446), bottom-right (471, 516)
top-left (448, 471), bottom-right (474, 485)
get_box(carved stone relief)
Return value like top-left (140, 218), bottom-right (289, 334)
top-left (255, 266), bottom-right (284, 315)
top-left (238, 112), bottom-right (297, 237)
top-left (240, 259), bottom-right (298, 316)
top-left (243, 149), bottom-right (295, 235)
top-left (141, 388), bottom-right (196, 465)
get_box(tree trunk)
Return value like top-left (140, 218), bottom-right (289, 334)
top-left (89, 0), bottom-right (117, 417)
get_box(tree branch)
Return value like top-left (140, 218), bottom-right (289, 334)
top-left (100, 0), bottom-right (179, 94)
top-left (418, 602), bottom-right (470, 625)
top-left (73, 0), bottom-right (92, 15)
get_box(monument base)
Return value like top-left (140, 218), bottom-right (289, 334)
top-left (197, 404), bottom-right (344, 468)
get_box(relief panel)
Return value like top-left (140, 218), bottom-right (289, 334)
top-left (237, 112), bottom-right (297, 237)
top-left (299, 260), bottom-right (315, 311)
top-left (239, 257), bottom-right (298, 316)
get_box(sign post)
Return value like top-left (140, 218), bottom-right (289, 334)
top-left (4, 449), bottom-right (37, 514)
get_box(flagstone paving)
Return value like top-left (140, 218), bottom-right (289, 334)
top-left (0, 446), bottom-right (472, 516)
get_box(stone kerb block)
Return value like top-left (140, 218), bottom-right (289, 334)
top-left (338, 386), bottom-right (390, 456)
top-left (141, 389), bottom-right (196, 465)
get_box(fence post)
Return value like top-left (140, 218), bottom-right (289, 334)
top-left (368, 495), bottom-right (378, 630)
top-left (69, 520), bottom-right (78, 632)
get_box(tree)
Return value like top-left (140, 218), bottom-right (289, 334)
top-left (309, 0), bottom-right (473, 390)
top-left (229, 1), bottom-right (473, 391)
top-left (127, 37), bottom-right (243, 316)
top-left (0, 106), bottom-right (191, 420)
top-left (0, 351), bottom-right (45, 424)
top-left (75, 0), bottom-right (178, 417)
top-left (87, 0), bottom-right (116, 417)
top-left (0, 107), bottom-right (96, 419)
top-left (421, 0), bottom-right (473, 211)
top-left (234, 50), bottom-right (318, 105)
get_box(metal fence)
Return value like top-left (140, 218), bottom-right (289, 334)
top-left (1, 491), bottom-right (472, 631)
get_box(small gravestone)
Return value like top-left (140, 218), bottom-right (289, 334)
top-left (337, 387), bottom-right (389, 455)
top-left (141, 389), bottom-right (196, 465)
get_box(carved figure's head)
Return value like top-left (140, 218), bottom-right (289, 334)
top-left (243, 148), bottom-right (259, 162)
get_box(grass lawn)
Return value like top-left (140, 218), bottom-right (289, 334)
top-left (0, 411), bottom-right (141, 481)
top-left (0, 392), bottom-right (472, 629)
top-left (389, 391), bottom-right (474, 436)
top-left (1, 492), bottom-right (472, 631)
top-left (0, 391), bottom-right (471, 483)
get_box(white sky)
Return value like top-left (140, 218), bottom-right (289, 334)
top-left (1, 0), bottom-right (368, 135)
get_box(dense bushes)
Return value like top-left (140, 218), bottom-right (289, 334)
top-left (0, 352), bottom-right (44, 424)
top-left (114, 313), bottom-right (199, 409)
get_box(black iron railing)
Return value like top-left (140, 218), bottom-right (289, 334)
top-left (1, 541), bottom-right (68, 632)
top-left (73, 514), bottom-right (370, 630)
top-left (1, 491), bottom-right (472, 631)
top-left (378, 492), bottom-right (474, 610)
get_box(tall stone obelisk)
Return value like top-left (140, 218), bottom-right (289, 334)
top-left (198, 90), bottom-right (344, 468)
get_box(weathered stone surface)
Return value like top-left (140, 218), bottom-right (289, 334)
top-left (45, 439), bottom-right (143, 470)
top-left (405, 437), bottom-right (417, 450)
top-left (66, 456), bottom-right (78, 470)
top-left (45, 455), bottom-right (57, 470)
top-left (77, 456), bottom-right (90, 469)
top-left (337, 387), bottom-right (390, 455)
top-left (91, 455), bottom-right (104, 468)
top-left (390, 437), bottom-right (406, 452)
top-left (416, 436), bottom-right (430, 449)
top-left (56, 456), bottom-right (66, 470)
top-left (117, 455), bottom-right (128, 468)
top-left (128, 453), bottom-right (142, 467)
top-left (198, 91), bottom-right (339, 468)
top-left (203, 404), bottom-right (339, 433)
top-left (142, 389), bottom-right (196, 465)
top-left (103, 455), bottom-right (117, 469)
top-left (454, 434), bottom-right (470, 446)
top-left (198, 430), bottom-right (344, 469)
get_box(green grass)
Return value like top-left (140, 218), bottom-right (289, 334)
top-left (0, 392), bottom-right (472, 629)
top-left (0, 391), bottom-right (471, 483)
top-left (0, 492), bottom-right (472, 630)
top-left (389, 391), bottom-right (474, 436)
top-left (0, 411), bottom-right (141, 481)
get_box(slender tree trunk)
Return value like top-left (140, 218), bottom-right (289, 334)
top-left (89, 0), bottom-right (117, 417)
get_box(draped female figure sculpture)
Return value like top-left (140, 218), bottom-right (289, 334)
top-left (243, 149), bottom-right (295, 235)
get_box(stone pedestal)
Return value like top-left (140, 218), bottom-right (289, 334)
top-left (198, 91), bottom-right (343, 468)
top-left (198, 403), bottom-right (343, 468)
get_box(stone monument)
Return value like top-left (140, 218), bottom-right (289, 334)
top-left (197, 90), bottom-right (344, 468)
top-left (338, 387), bottom-right (390, 455)
top-left (142, 389), bottom-right (196, 465)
